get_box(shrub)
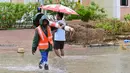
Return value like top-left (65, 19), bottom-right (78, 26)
top-left (121, 22), bottom-right (130, 32)
top-left (0, 2), bottom-right (39, 28)
top-left (66, 2), bottom-right (107, 22)
top-left (66, 14), bottom-right (81, 20)
top-left (45, 0), bottom-right (77, 10)
top-left (59, 0), bottom-right (77, 10)
top-left (96, 18), bottom-right (124, 35)
top-left (124, 14), bottom-right (130, 21)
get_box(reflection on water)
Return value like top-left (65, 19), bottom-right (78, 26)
top-left (2, 65), bottom-right (38, 71)
top-left (1, 65), bottom-right (66, 73)
top-left (1, 46), bottom-right (130, 73)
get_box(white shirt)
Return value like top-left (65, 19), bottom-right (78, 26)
top-left (54, 20), bottom-right (66, 41)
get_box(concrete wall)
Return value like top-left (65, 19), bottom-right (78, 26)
top-left (91, 0), bottom-right (113, 18)
top-left (24, 0), bottom-right (37, 4)
top-left (103, 0), bottom-right (114, 18)
top-left (0, 0), bottom-right (10, 2)
top-left (91, 0), bottom-right (105, 7)
top-left (120, 1), bottom-right (130, 20)
top-left (113, 0), bottom-right (120, 19)
top-left (10, 0), bottom-right (36, 4)
top-left (91, 0), bottom-right (121, 19)
top-left (91, 0), bottom-right (130, 19)
top-left (12, 0), bottom-right (24, 3)
top-left (82, 0), bottom-right (91, 6)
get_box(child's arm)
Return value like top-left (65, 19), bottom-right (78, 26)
top-left (32, 30), bottom-right (39, 55)
top-left (49, 21), bottom-right (65, 29)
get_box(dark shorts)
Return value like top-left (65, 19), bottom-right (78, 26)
top-left (54, 41), bottom-right (65, 50)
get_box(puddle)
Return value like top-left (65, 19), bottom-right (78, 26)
top-left (0, 64), bottom-right (67, 73)
top-left (63, 56), bottom-right (88, 60)
top-left (1, 65), bottom-right (38, 71)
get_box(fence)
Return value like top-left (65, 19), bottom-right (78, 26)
top-left (0, 22), bottom-right (33, 29)
top-left (13, 22), bottom-right (33, 29)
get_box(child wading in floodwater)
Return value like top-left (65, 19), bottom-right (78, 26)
top-left (32, 15), bottom-right (53, 70)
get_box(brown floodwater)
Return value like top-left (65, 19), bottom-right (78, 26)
top-left (1, 29), bottom-right (130, 73)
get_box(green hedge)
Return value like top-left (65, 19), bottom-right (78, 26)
top-left (66, 2), bottom-right (107, 22)
top-left (0, 2), bottom-right (39, 28)
top-left (124, 14), bottom-right (130, 21)
top-left (95, 18), bottom-right (124, 35)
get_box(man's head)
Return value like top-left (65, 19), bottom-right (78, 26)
top-left (56, 12), bottom-right (64, 20)
top-left (37, 7), bottom-right (41, 13)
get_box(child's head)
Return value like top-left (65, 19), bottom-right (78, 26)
top-left (42, 19), bottom-right (49, 26)
top-left (56, 12), bottom-right (64, 20)
top-left (40, 15), bottom-right (49, 27)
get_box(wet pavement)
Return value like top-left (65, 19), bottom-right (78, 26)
top-left (1, 29), bottom-right (130, 73)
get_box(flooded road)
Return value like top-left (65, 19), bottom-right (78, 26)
top-left (1, 29), bottom-right (130, 73)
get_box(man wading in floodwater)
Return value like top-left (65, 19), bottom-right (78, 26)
top-left (54, 12), bottom-right (66, 58)
top-left (32, 15), bottom-right (53, 70)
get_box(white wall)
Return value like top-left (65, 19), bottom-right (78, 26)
top-left (24, 0), bottom-right (37, 4)
top-left (113, 0), bottom-right (120, 19)
top-left (0, 0), bottom-right (10, 2)
top-left (39, 0), bottom-right (44, 5)
top-left (91, 0), bottom-right (120, 19)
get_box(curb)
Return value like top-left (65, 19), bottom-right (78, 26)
top-left (0, 28), bottom-right (7, 30)
top-left (88, 43), bottom-right (119, 47)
